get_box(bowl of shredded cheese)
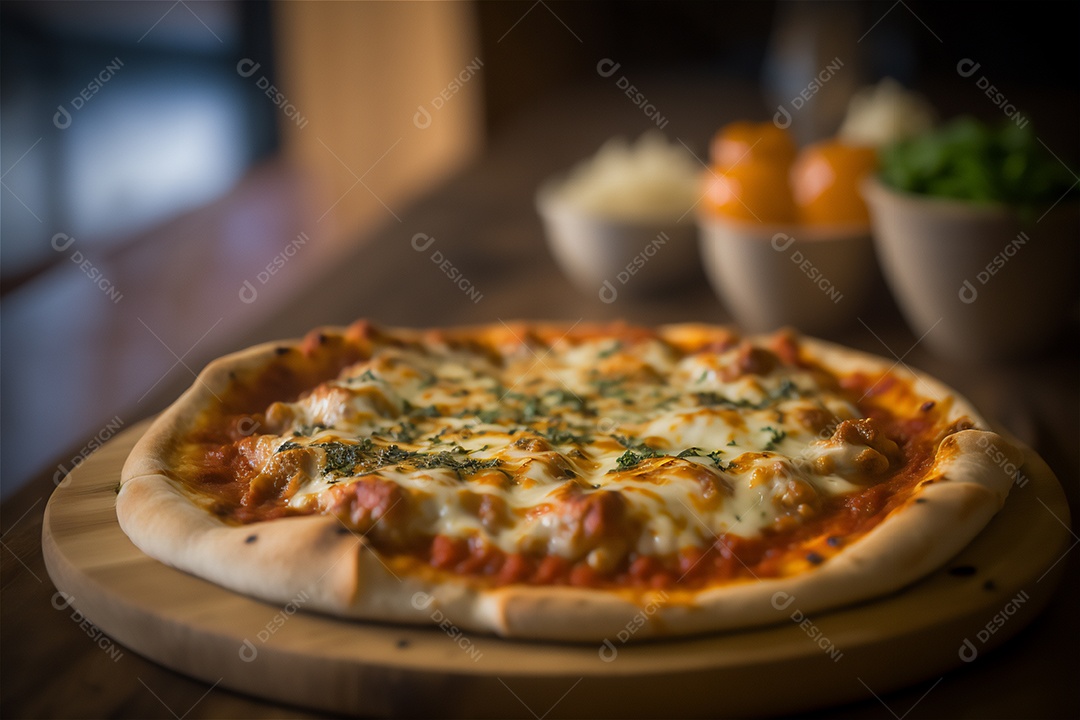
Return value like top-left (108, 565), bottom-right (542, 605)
top-left (537, 133), bottom-right (703, 302)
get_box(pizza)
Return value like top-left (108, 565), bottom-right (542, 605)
top-left (117, 320), bottom-right (1021, 641)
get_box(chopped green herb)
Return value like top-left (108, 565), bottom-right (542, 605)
top-left (707, 449), bottom-right (729, 471)
top-left (541, 427), bottom-right (591, 445)
top-left (762, 426), bottom-right (787, 451)
top-left (771, 379), bottom-right (798, 402)
top-left (654, 395), bottom-right (680, 410)
top-left (389, 421), bottom-right (419, 443)
top-left (610, 439), bottom-right (665, 472)
top-left (320, 439), bottom-right (375, 475)
top-left (597, 341), bottom-right (622, 359)
top-left (284, 438), bottom-right (501, 479)
top-left (292, 423), bottom-right (328, 437)
top-left (613, 450), bottom-right (647, 471)
top-left (593, 377), bottom-right (627, 398)
top-left (410, 451), bottom-right (501, 477)
top-left (475, 408), bottom-right (501, 424)
top-left (694, 391), bottom-right (739, 408)
top-left (428, 426), bottom-right (453, 445)
top-left (695, 379), bottom-right (799, 410)
top-left (357, 369), bottom-right (378, 382)
top-left (409, 403), bottom-right (441, 418)
top-left (544, 388), bottom-right (586, 412)
top-left (521, 396), bottom-right (541, 421)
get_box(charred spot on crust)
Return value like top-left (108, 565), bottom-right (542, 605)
top-left (336, 526), bottom-right (353, 536)
top-left (244, 534), bottom-right (258, 544)
top-left (274, 346), bottom-right (291, 356)
top-left (915, 498), bottom-right (928, 504)
top-left (920, 401), bottom-right (935, 412)
top-left (806, 551), bottom-right (824, 565)
top-left (826, 536), bottom-right (843, 547)
top-left (948, 565), bottom-right (977, 577)
top-left (318, 333), bottom-right (329, 345)
top-left (396, 639), bottom-right (411, 649)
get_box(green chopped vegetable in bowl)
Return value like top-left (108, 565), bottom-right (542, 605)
top-left (879, 117), bottom-right (1077, 209)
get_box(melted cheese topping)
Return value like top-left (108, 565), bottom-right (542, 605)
top-left (239, 334), bottom-right (892, 566)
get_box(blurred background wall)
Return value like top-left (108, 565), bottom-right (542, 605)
top-left (2, 0), bottom-right (1077, 498)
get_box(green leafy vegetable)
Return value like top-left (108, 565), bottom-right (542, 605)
top-left (879, 117), bottom-right (1077, 211)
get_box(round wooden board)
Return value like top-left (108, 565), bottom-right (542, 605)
top-left (43, 420), bottom-right (1071, 718)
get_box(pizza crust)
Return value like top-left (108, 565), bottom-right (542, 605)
top-left (117, 324), bottom-right (1022, 642)
top-left (120, 341), bottom-right (285, 481)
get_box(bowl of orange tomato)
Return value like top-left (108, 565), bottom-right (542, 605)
top-left (696, 122), bottom-right (878, 334)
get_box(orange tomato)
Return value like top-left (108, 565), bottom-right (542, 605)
top-left (710, 121), bottom-right (797, 169)
top-left (791, 141), bottom-right (878, 225)
top-left (702, 161), bottom-right (796, 224)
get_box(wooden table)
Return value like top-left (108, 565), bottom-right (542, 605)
top-left (3, 80), bottom-right (1078, 718)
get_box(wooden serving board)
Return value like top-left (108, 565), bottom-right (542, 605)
top-left (42, 420), bottom-right (1071, 718)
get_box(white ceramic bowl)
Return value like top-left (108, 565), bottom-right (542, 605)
top-left (537, 182), bottom-right (700, 303)
top-left (863, 177), bottom-right (1079, 361)
top-left (697, 213), bottom-right (876, 334)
